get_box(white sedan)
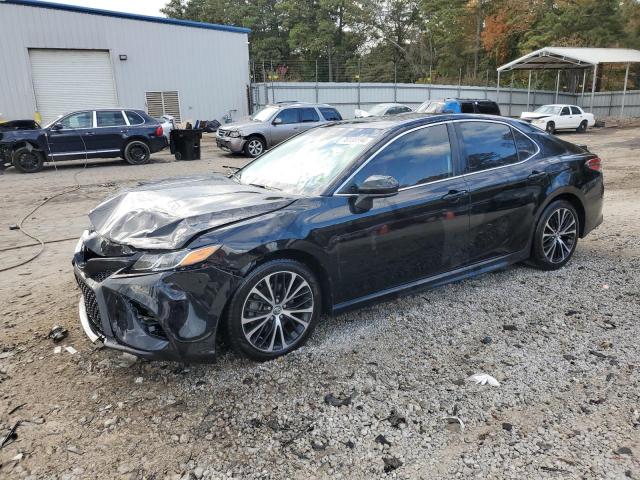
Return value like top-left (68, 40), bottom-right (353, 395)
top-left (520, 105), bottom-right (595, 134)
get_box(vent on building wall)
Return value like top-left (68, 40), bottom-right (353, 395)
top-left (145, 91), bottom-right (181, 122)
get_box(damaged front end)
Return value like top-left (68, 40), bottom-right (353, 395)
top-left (73, 230), bottom-right (242, 363)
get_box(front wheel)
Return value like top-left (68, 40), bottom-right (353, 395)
top-left (12, 146), bottom-right (44, 173)
top-left (530, 200), bottom-right (579, 270)
top-left (545, 121), bottom-right (556, 134)
top-left (123, 140), bottom-right (150, 165)
top-left (576, 120), bottom-right (588, 133)
top-left (243, 136), bottom-right (266, 158)
top-left (225, 259), bottom-right (321, 361)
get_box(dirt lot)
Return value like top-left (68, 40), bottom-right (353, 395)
top-left (0, 130), bottom-right (639, 479)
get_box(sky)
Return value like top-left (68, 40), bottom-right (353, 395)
top-left (42, 0), bottom-right (168, 17)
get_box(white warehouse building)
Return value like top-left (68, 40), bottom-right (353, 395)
top-left (0, 0), bottom-right (251, 125)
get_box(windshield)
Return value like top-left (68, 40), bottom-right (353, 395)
top-left (416, 101), bottom-right (445, 113)
top-left (534, 105), bottom-right (562, 115)
top-left (235, 126), bottom-right (383, 195)
top-left (367, 104), bottom-right (390, 116)
top-left (252, 106), bottom-right (279, 122)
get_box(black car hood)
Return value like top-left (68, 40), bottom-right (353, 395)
top-left (89, 174), bottom-right (297, 250)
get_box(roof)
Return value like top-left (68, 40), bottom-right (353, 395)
top-left (2, 0), bottom-right (251, 34)
top-left (498, 47), bottom-right (640, 72)
top-left (335, 113), bottom-right (520, 130)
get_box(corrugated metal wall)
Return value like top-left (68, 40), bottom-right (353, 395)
top-left (252, 82), bottom-right (640, 119)
top-left (0, 3), bottom-right (250, 123)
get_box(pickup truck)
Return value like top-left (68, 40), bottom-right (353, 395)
top-left (0, 109), bottom-right (167, 173)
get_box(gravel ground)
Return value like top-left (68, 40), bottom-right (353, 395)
top-left (0, 129), bottom-right (639, 479)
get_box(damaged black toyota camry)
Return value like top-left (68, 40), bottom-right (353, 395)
top-left (73, 114), bottom-right (603, 362)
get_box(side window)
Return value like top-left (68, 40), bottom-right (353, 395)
top-left (60, 111), bottom-right (92, 129)
top-left (346, 124), bottom-right (453, 191)
top-left (96, 111), bottom-right (126, 127)
top-left (512, 128), bottom-right (538, 161)
top-left (319, 108), bottom-right (342, 121)
top-left (125, 111), bottom-right (145, 125)
top-left (458, 122), bottom-right (518, 173)
top-left (299, 108), bottom-right (320, 122)
top-left (274, 108), bottom-right (299, 124)
top-left (477, 102), bottom-right (500, 115)
top-left (561, 107), bottom-right (570, 116)
top-left (570, 106), bottom-right (581, 115)
top-left (460, 102), bottom-right (475, 113)
top-left (399, 106), bottom-right (412, 113)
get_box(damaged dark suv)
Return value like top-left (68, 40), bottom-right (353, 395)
top-left (0, 109), bottom-right (167, 173)
top-left (73, 114), bottom-right (603, 363)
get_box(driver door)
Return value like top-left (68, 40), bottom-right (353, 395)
top-left (330, 123), bottom-right (470, 302)
top-left (47, 111), bottom-right (93, 159)
top-left (270, 108), bottom-right (301, 145)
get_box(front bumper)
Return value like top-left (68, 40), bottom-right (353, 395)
top-left (74, 255), bottom-right (242, 363)
top-left (216, 135), bottom-right (245, 153)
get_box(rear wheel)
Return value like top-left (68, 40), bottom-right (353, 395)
top-left (243, 136), bottom-right (265, 158)
top-left (545, 121), bottom-right (556, 134)
top-left (530, 200), bottom-right (579, 270)
top-left (225, 259), bottom-right (321, 361)
top-left (576, 120), bottom-right (588, 133)
top-left (123, 140), bottom-right (150, 165)
top-left (12, 146), bottom-right (44, 173)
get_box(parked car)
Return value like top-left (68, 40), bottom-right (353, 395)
top-left (156, 114), bottom-right (176, 142)
top-left (520, 105), bottom-right (595, 134)
top-left (354, 103), bottom-right (412, 118)
top-left (73, 114), bottom-right (603, 363)
top-left (416, 98), bottom-right (501, 115)
top-left (216, 102), bottom-right (343, 158)
top-left (0, 109), bottom-right (167, 173)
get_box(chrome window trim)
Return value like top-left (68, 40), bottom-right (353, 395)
top-left (122, 110), bottom-right (130, 126)
top-left (94, 110), bottom-right (128, 129)
top-left (332, 118), bottom-right (541, 197)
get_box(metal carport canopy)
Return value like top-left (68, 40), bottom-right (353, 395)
top-left (496, 47), bottom-right (640, 116)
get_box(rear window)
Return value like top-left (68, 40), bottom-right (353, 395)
top-left (457, 121), bottom-right (518, 172)
top-left (477, 102), bottom-right (500, 115)
top-left (96, 111), bottom-right (126, 127)
top-left (570, 106), bottom-right (582, 115)
top-left (125, 111), bottom-right (145, 125)
top-left (460, 102), bottom-right (475, 113)
top-left (319, 107), bottom-right (342, 121)
top-left (300, 108), bottom-right (320, 122)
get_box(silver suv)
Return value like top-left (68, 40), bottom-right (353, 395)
top-left (216, 102), bottom-right (342, 157)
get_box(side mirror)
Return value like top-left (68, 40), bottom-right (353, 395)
top-left (50, 123), bottom-right (63, 131)
top-left (351, 175), bottom-right (400, 213)
top-left (272, 117), bottom-right (282, 125)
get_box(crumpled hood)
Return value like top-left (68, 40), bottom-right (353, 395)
top-left (221, 119), bottom-right (259, 133)
top-left (520, 112), bottom-right (551, 121)
top-left (89, 174), bottom-right (297, 250)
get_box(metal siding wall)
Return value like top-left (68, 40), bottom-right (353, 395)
top-left (0, 3), bottom-right (249, 122)
top-left (253, 82), bottom-right (640, 119)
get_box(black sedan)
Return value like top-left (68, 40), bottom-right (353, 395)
top-left (73, 114), bottom-right (603, 362)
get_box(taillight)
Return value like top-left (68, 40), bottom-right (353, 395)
top-left (586, 157), bottom-right (601, 171)
top-left (155, 126), bottom-right (163, 137)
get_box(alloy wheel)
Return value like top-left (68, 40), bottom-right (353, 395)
top-left (17, 152), bottom-right (39, 171)
top-left (130, 145), bottom-right (147, 162)
top-left (247, 139), bottom-right (263, 157)
top-left (542, 208), bottom-right (577, 263)
top-left (241, 270), bottom-right (314, 352)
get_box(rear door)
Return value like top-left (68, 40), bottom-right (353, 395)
top-left (89, 110), bottom-right (128, 153)
top-left (570, 106), bottom-right (584, 126)
top-left (455, 120), bottom-right (545, 263)
top-left (297, 107), bottom-right (321, 133)
top-left (557, 106), bottom-right (574, 129)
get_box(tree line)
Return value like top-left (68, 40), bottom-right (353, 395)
top-left (162, 0), bottom-right (640, 89)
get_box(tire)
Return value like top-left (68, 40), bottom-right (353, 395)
top-left (123, 140), bottom-right (151, 165)
top-left (576, 120), bottom-right (587, 133)
top-left (545, 121), bottom-right (556, 135)
top-left (243, 136), bottom-right (266, 158)
top-left (12, 146), bottom-right (44, 173)
top-left (530, 200), bottom-right (579, 270)
top-left (225, 259), bottom-right (322, 361)
top-left (174, 151), bottom-right (182, 161)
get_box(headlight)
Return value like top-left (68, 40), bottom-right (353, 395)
top-left (228, 130), bottom-right (241, 138)
top-left (131, 245), bottom-right (220, 272)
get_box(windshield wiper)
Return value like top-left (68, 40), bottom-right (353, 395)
top-left (248, 183), bottom-right (282, 191)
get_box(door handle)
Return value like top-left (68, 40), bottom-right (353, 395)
top-left (527, 170), bottom-right (547, 183)
top-left (441, 189), bottom-right (468, 203)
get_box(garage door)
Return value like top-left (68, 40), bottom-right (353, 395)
top-left (29, 49), bottom-right (118, 125)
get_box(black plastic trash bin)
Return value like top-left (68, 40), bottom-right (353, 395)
top-left (170, 129), bottom-right (203, 161)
